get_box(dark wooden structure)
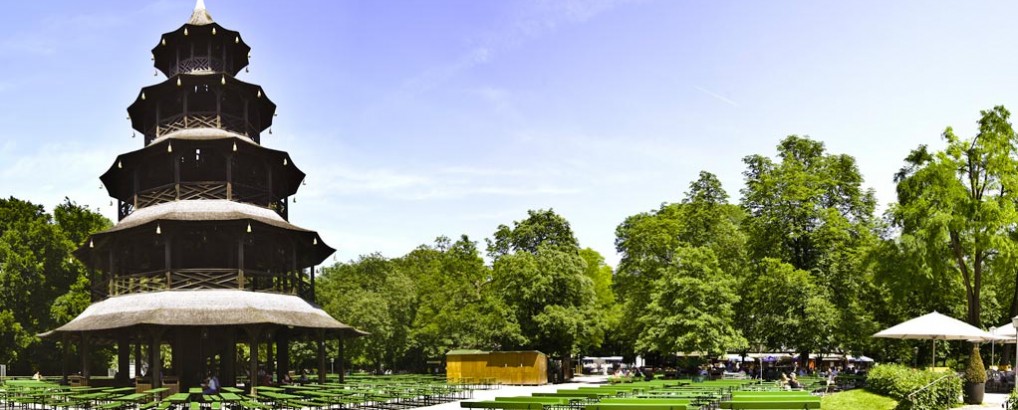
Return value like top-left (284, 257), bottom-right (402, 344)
top-left (46, 1), bottom-right (362, 391)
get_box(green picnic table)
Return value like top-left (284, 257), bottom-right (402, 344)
top-left (105, 387), bottom-right (137, 394)
top-left (166, 392), bottom-right (191, 403)
top-left (115, 393), bottom-right (151, 402)
top-left (221, 387), bottom-right (243, 393)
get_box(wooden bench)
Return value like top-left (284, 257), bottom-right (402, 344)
top-left (719, 401), bottom-right (820, 409)
top-left (461, 401), bottom-right (545, 410)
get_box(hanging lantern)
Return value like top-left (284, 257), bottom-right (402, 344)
top-left (235, 36), bottom-right (239, 44)
top-left (176, 77), bottom-right (182, 86)
top-left (256, 89), bottom-right (262, 98)
top-left (246, 67), bottom-right (249, 73)
top-left (302, 180), bottom-right (307, 186)
top-left (221, 75), bottom-right (226, 85)
top-left (118, 160), bottom-right (123, 169)
top-left (184, 27), bottom-right (189, 36)
top-left (154, 69), bottom-right (158, 77)
top-left (313, 237), bottom-right (318, 245)
top-left (109, 200), bottom-right (113, 206)
top-left (167, 142), bottom-right (173, 153)
top-left (150, 53), bottom-right (155, 61)
top-left (269, 128), bottom-right (273, 135)
top-left (161, 38), bottom-right (166, 46)
top-left (282, 157), bottom-right (287, 165)
top-left (141, 92), bottom-right (146, 100)
top-left (246, 222), bottom-right (252, 233)
top-left (232, 141), bottom-right (238, 152)
top-left (89, 239), bottom-right (94, 248)
top-left (131, 132), bottom-right (136, 139)
top-left (211, 27), bottom-right (217, 35)
top-left (156, 224), bottom-right (162, 235)
top-left (293, 197), bottom-right (297, 203)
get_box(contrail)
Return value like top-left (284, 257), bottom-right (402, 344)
top-left (694, 86), bottom-right (738, 107)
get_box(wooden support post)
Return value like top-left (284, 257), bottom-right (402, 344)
top-left (118, 333), bottom-right (130, 384)
top-left (338, 337), bottom-right (345, 383)
top-left (226, 153), bottom-right (232, 200)
top-left (150, 328), bottom-right (164, 388)
top-left (81, 333), bottom-right (91, 385)
top-left (276, 330), bottom-right (289, 384)
top-left (245, 326), bottom-right (260, 391)
top-left (266, 332), bottom-right (274, 382)
top-left (317, 330), bottom-right (326, 384)
top-left (224, 329), bottom-right (236, 387)
top-left (61, 334), bottom-right (69, 385)
top-left (237, 238), bottom-right (245, 289)
top-left (135, 342), bottom-right (142, 379)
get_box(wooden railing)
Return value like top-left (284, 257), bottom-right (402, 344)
top-left (167, 57), bottom-right (233, 76)
top-left (106, 268), bottom-right (313, 300)
top-left (148, 112), bottom-right (258, 139)
top-left (128, 181), bottom-right (285, 218)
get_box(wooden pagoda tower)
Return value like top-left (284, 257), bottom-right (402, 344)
top-left (46, 1), bottom-right (363, 391)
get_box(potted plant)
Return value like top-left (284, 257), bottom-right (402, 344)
top-left (964, 345), bottom-right (987, 404)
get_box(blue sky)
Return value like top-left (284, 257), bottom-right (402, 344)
top-left (3, 1), bottom-right (1018, 266)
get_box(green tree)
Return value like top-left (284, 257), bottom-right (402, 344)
top-left (398, 236), bottom-right (511, 367)
top-left (740, 259), bottom-right (839, 356)
top-left (635, 246), bottom-right (745, 356)
top-left (487, 210), bottom-right (601, 357)
top-left (0, 197), bottom-right (110, 373)
top-left (892, 106), bottom-right (1018, 327)
top-left (487, 209), bottom-right (579, 258)
top-left (317, 254), bottom-right (415, 372)
top-left (739, 136), bottom-right (880, 356)
top-left (614, 171), bottom-right (748, 359)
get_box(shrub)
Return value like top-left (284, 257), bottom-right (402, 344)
top-left (964, 346), bottom-right (986, 383)
top-left (866, 364), bottom-right (961, 410)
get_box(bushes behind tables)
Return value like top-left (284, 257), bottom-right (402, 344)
top-left (866, 364), bottom-right (961, 410)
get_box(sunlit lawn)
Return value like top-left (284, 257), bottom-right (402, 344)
top-left (821, 389), bottom-right (897, 410)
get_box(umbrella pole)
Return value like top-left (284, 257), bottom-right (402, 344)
top-left (931, 339), bottom-right (936, 369)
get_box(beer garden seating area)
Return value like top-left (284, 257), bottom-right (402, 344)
top-left (0, 374), bottom-right (477, 410)
top-left (461, 378), bottom-right (824, 410)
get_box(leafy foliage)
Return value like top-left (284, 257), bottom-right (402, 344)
top-left (866, 364), bottom-right (961, 410)
top-left (965, 346), bottom-right (986, 383)
top-left (892, 106), bottom-right (1018, 327)
top-left (0, 197), bottom-right (110, 374)
top-left (634, 246), bottom-right (745, 356)
top-left (739, 136), bottom-right (881, 357)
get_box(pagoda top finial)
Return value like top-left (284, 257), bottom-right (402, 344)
top-left (188, 0), bottom-right (214, 25)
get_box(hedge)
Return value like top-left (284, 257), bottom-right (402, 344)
top-left (865, 364), bottom-right (961, 410)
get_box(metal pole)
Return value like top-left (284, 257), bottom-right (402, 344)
top-left (1012, 317), bottom-right (1018, 396)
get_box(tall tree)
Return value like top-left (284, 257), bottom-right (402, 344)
top-left (398, 236), bottom-right (511, 366)
top-left (0, 197), bottom-right (110, 373)
top-left (487, 209), bottom-right (601, 357)
top-left (614, 171), bottom-right (748, 359)
top-left (635, 246), bottom-right (746, 356)
top-left (740, 136), bottom-right (880, 355)
top-left (317, 254), bottom-right (416, 372)
top-left (892, 106), bottom-right (1018, 327)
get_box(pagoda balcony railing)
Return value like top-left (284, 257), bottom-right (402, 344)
top-left (128, 181), bottom-right (285, 218)
top-left (103, 268), bottom-right (313, 301)
top-left (149, 112), bottom-right (258, 139)
top-left (167, 57), bottom-right (233, 77)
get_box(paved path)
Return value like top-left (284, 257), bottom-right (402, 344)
top-left (418, 376), bottom-right (609, 410)
top-left (952, 393), bottom-right (1009, 409)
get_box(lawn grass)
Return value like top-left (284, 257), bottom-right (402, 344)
top-left (821, 389), bottom-right (897, 410)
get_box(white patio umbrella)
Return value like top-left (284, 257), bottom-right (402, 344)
top-left (873, 311), bottom-right (998, 367)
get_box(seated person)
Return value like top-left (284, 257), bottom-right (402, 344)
top-left (788, 373), bottom-right (802, 389)
top-left (203, 372), bottom-right (220, 394)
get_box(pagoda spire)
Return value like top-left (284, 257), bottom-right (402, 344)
top-left (188, 0), bottom-right (214, 25)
